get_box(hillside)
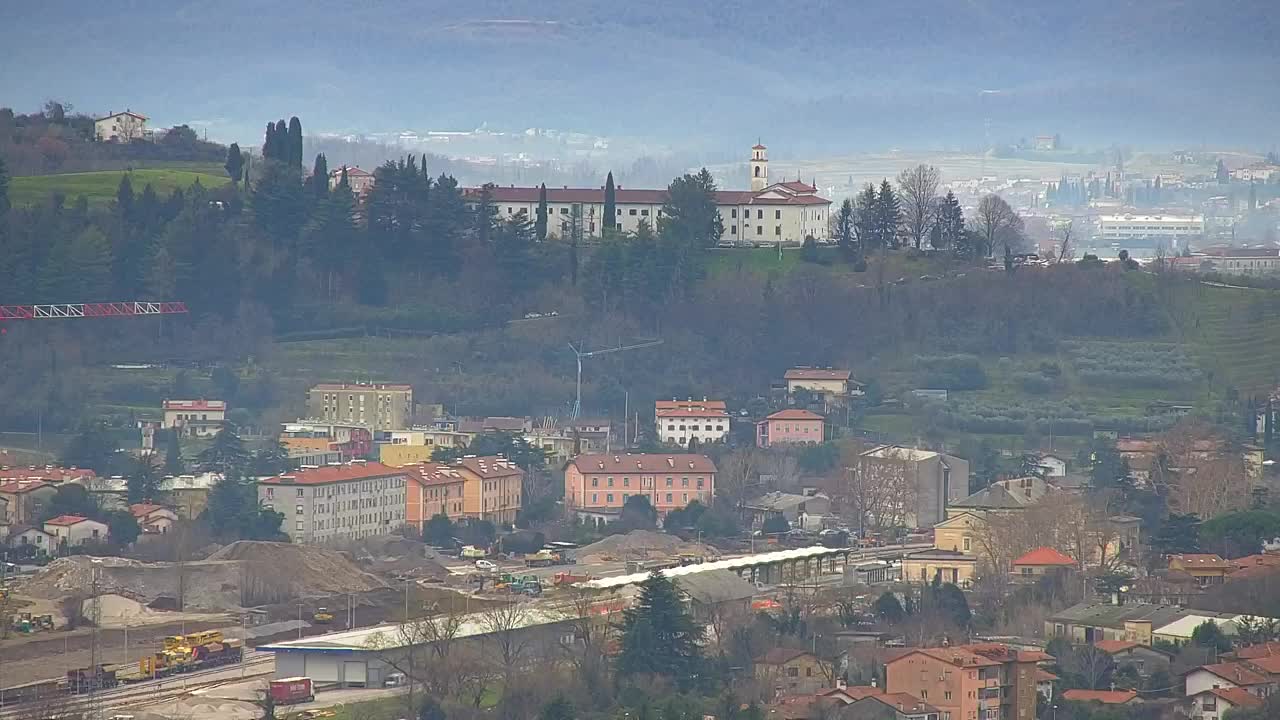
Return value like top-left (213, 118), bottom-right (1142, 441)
top-left (10, 166), bottom-right (230, 206)
top-left (1, 2), bottom-right (1275, 148)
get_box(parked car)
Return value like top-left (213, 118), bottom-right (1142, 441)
top-left (475, 559), bottom-right (498, 571)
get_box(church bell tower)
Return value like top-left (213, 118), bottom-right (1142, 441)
top-left (750, 142), bottom-right (768, 192)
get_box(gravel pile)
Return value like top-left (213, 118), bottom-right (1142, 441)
top-left (207, 541), bottom-right (389, 605)
top-left (573, 530), bottom-right (719, 562)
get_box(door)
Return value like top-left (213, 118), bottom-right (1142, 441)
top-left (303, 655), bottom-right (340, 684)
top-left (343, 661), bottom-right (367, 687)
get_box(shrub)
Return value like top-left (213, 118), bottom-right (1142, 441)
top-left (915, 354), bottom-right (988, 390)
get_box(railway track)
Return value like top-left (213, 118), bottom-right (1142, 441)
top-left (0, 653), bottom-right (275, 719)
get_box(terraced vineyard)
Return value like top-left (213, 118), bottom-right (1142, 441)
top-left (1170, 281), bottom-right (1280, 398)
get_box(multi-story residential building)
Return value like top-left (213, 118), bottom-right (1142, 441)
top-left (455, 456), bottom-right (523, 525)
top-left (564, 453), bottom-right (716, 520)
top-left (163, 399), bottom-right (226, 438)
top-left (853, 446), bottom-right (969, 529)
top-left (0, 479), bottom-right (57, 525)
top-left (1098, 214), bottom-right (1204, 243)
top-left (258, 461), bottom-right (409, 544)
top-left (464, 144), bottom-right (830, 244)
top-left (307, 383), bottom-right (414, 431)
top-left (756, 409), bottom-right (825, 448)
top-left (281, 421), bottom-right (375, 459)
top-left (885, 644), bottom-right (1050, 720)
top-left (843, 693), bottom-right (940, 720)
top-left (656, 399), bottom-right (730, 446)
top-left (404, 462), bottom-right (467, 530)
top-left (94, 110), bottom-right (148, 142)
top-left (1187, 687), bottom-right (1263, 720)
top-left (328, 166), bottom-right (375, 195)
top-left (901, 549), bottom-right (978, 588)
top-left (784, 367), bottom-right (857, 398)
top-left (1168, 553), bottom-right (1234, 586)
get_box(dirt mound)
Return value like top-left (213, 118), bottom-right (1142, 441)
top-left (574, 530), bottom-right (720, 562)
top-left (351, 535), bottom-right (450, 579)
top-left (84, 593), bottom-right (228, 629)
top-left (206, 541), bottom-right (389, 605)
top-left (19, 556), bottom-right (244, 611)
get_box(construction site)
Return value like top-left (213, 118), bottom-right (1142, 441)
top-left (0, 531), bottom-right (719, 695)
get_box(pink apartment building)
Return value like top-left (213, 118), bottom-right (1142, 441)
top-left (564, 453), bottom-right (716, 519)
top-left (756, 409), bottom-right (825, 448)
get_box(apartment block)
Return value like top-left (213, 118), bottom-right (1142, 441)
top-left (307, 383), bottom-right (413, 431)
top-left (258, 461), bottom-right (409, 544)
top-left (885, 643), bottom-right (1050, 720)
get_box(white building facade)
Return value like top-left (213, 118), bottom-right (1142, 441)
top-left (1098, 214), bottom-right (1205, 243)
top-left (258, 461), bottom-right (408, 544)
top-left (94, 111), bottom-right (148, 142)
top-left (468, 144), bottom-right (830, 244)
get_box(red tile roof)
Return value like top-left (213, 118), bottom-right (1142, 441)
top-left (1234, 641), bottom-right (1280, 660)
top-left (964, 643), bottom-right (1054, 663)
top-left (1061, 689), bottom-right (1137, 704)
top-left (1035, 668), bottom-right (1060, 682)
top-left (1013, 547), bottom-right (1078, 567)
top-left (888, 647), bottom-right (1000, 669)
top-left (455, 456), bottom-right (523, 478)
top-left (260, 461), bottom-right (407, 485)
top-left (765, 409), bottom-right (825, 421)
top-left (1170, 553), bottom-right (1232, 568)
top-left (0, 479), bottom-right (54, 494)
top-left (568, 454), bottom-right (717, 475)
top-left (1200, 687), bottom-right (1263, 709)
top-left (865, 693), bottom-right (939, 716)
top-left (329, 166), bottom-right (372, 178)
top-left (0, 466), bottom-right (96, 482)
top-left (1094, 640), bottom-right (1140, 654)
top-left (1245, 654), bottom-right (1280, 674)
top-left (44, 514), bottom-right (92, 527)
top-left (784, 368), bottom-right (852, 381)
top-left (821, 686), bottom-right (882, 702)
top-left (310, 383), bottom-right (412, 392)
top-left (129, 503), bottom-right (172, 518)
top-left (655, 400), bottom-right (728, 412)
top-left (163, 399), bottom-right (226, 411)
top-left (655, 408), bottom-right (730, 419)
top-left (464, 186), bottom-right (829, 207)
top-left (1196, 662), bottom-right (1271, 686)
top-left (404, 462), bottom-right (466, 487)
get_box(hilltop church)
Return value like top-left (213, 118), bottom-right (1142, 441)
top-left (467, 144), bottom-right (830, 244)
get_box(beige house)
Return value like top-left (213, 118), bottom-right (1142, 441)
top-left (44, 515), bottom-right (109, 548)
top-left (455, 456), bottom-right (523, 525)
top-left (94, 110), bottom-right (148, 142)
top-left (754, 648), bottom-right (831, 696)
top-left (932, 511), bottom-right (982, 555)
top-left (129, 503), bottom-right (179, 534)
top-left (902, 549), bottom-right (977, 587)
top-left (0, 480), bottom-right (57, 525)
top-left (465, 144), bottom-right (830, 244)
top-left (307, 383), bottom-right (414, 431)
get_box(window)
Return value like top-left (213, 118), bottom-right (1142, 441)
top-left (616, 209), bottom-right (622, 216)
top-left (592, 478), bottom-right (599, 487)
top-left (591, 493), bottom-right (598, 503)
top-left (757, 226), bottom-right (763, 235)
top-left (731, 209), bottom-right (737, 218)
top-left (607, 477), bottom-right (614, 487)
top-left (666, 477), bottom-right (673, 487)
top-left (666, 493), bottom-right (673, 503)
top-left (623, 477), bottom-right (630, 487)
top-left (963, 537), bottom-right (971, 551)
top-left (787, 667), bottom-right (799, 677)
top-left (629, 208), bottom-right (637, 216)
top-left (560, 208), bottom-right (568, 214)
top-left (731, 226), bottom-right (737, 234)
top-left (297, 489), bottom-right (304, 497)
top-left (944, 692), bottom-right (952, 701)
top-left (757, 209), bottom-right (763, 219)
top-left (775, 225), bottom-right (782, 236)
top-left (641, 209), bottom-right (649, 216)
top-left (607, 494), bottom-right (614, 503)
top-left (919, 690), bottom-right (927, 700)
top-left (775, 210), bottom-right (781, 219)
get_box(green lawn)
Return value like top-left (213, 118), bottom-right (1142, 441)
top-left (10, 168), bottom-right (230, 207)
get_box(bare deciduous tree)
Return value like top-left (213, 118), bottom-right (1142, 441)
top-left (973, 194), bottom-right (1024, 258)
top-left (1056, 221), bottom-right (1075, 263)
top-left (897, 164), bottom-right (941, 250)
top-left (717, 448), bottom-right (763, 512)
top-left (844, 445), bottom-right (918, 531)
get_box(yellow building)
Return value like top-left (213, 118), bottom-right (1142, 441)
top-left (902, 549), bottom-right (977, 588)
top-left (932, 512), bottom-right (982, 555)
top-left (379, 444), bottom-right (436, 466)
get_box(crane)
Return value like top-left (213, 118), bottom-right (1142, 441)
top-left (568, 339), bottom-right (662, 420)
top-left (0, 301), bottom-right (188, 334)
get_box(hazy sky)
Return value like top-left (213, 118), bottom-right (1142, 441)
top-left (2, 1), bottom-right (1276, 153)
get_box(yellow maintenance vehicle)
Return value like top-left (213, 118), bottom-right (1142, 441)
top-left (312, 607), bottom-right (334, 624)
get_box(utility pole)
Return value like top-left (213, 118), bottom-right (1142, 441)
top-left (88, 560), bottom-right (102, 720)
top-left (568, 339), bottom-right (663, 420)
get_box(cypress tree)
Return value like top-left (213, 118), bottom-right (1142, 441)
top-left (535, 183), bottom-right (548, 242)
top-left (311, 153), bottom-right (329, 199)
top-left (288, 116), bottom-right (303, 169)
top-left (603, 172), bottom-right (616, 238)
top-left (274, 119), bottom-right (288, 160)
top-left (225, 143), bottom-right (245, 186)
top-left (874, 179), bottom-right (901, 249)
top-left (116, 174), bottom-right (135, 223)
top-left (0, 155), bottom-right (9, 217)
top-left (262, 122), bottom-right (277, 161)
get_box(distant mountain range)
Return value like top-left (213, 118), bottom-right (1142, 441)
top-left (2, 0), bottom-right (1276, 154)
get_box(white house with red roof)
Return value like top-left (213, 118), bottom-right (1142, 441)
top-left (258, 461), bottom-right (409, 544)
top-left (43, 515), bottom-right (109, 548)
top-left (1187, 686), bottom-right (1263, 720)
top-left (129, 503), bottom-right (179, 534)
top-left (1011, 547), bottom-right (1078, 578)
top-left (465, 143), bottom-right (830, 244)
top-left (655, 399), bottom-right (730, 446)
top-left (163, 399), bottom-right (227, 438)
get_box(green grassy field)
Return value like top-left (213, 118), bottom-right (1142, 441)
top-left (10, 167), bottom-right (230, 207)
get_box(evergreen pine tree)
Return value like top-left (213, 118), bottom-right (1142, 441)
top-left (603, 172), bottom-right (617, 238)
top-left (617, 571), bottom-right (704, 686)
top-left (472, 183), bottom-right (497, 246)
top-left (853, 183), bottom-right (878, 252)
top-left (1216, 158), bottom-right (1230, 184)
top-left (164, 430), bottom-right (184, 475)
top-left (0, 155), bottom-right (9, 217)
top-left (835, 197), bottom-right (856, 259)
top-left (116, 173), bottom-right (135, 224)
top-left (874, 179), bottom-right (901, 249)
top-left (288, 116), bottom-right (304, 169)
top-left (197, 423), bottom-right (251, 480)
top-left (225, 143), bottom-right (245, 186)
top-left (68, 226), bottom-right (113, 299)
top-left (273, 119), bottom-right (288, 160)
top-left (126, 454), bottom-right (164, 504)
top-left (535, 183), bottom-right (548, 242)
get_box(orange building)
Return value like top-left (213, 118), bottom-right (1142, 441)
top-left (404, 462), bottom-right (467, 531)
top-left (455, 456), bottom-right (523, 525)
top-left (885, 644), bottom-right (1050, 720)
top-left (564, 454), bottom-right (716, 519)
